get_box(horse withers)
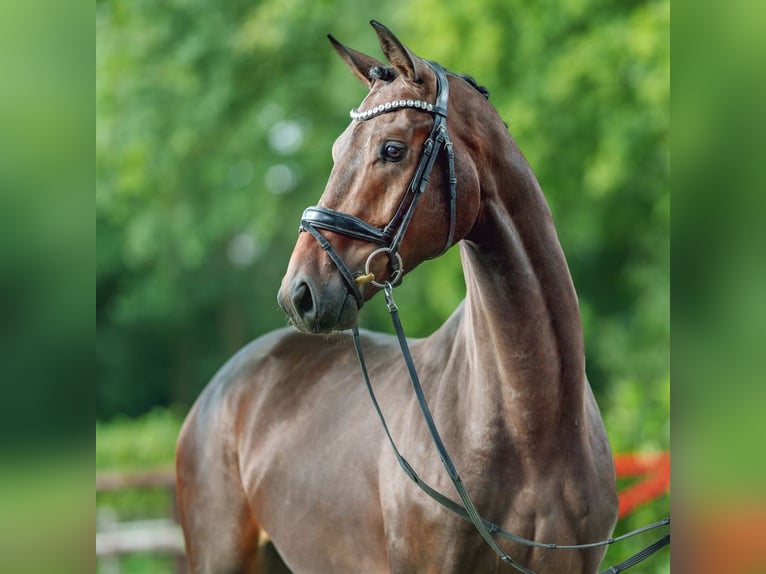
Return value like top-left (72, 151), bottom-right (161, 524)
top-left (176, 21), bottom-right (618, 574)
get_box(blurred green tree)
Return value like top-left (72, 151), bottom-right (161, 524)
top-left (97, 0), bottom-right (668, 419)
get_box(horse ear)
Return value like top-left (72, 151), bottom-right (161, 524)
top-left (328, 35), bottom-right (384, 89)
top-left (370, 20), bottom-right (424, 83)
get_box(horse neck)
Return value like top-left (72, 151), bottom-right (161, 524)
top-left (455, 134), bottom-right (586, 439)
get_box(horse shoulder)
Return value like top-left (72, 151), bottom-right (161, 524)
top-left (177, 327), bottom-right (331, 458)
top-left (176, 327), bottom-right (310, 572)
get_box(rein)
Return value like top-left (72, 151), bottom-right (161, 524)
top-left (299, 59), bottom-right (669, 573)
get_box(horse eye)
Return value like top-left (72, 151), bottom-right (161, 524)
top-left (381, 142), bottom-right (406, 162)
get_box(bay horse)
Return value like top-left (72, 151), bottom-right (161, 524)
top-left (176, 21), bottom-right (618, 574)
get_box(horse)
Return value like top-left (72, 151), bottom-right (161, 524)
top-left (176, 21), bottom-right (618, 574)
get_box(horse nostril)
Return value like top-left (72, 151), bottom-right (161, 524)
top-left (292, 281), bottom-right (315, 317)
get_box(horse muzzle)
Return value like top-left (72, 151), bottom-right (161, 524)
top-left (278, 273), bottom-right (359, 334)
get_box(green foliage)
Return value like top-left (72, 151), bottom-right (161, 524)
top-left (96, 410), bottom-right (184, 573)
top-left (98, 2), bottom-right (669, 571)
top-left (96, 407), bottom-right (183, 471)
top-left (97, 0), bottom-right (669, 411)
top-left (97, 555), bottom-right (175, 574)
top-left (96, 408), bottom-right (184, 520)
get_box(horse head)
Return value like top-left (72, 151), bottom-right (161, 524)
top-left (278, 21), bottom-right (488, 334)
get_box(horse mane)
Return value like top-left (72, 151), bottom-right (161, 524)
top-left (449, 71), bottom-right (490, 100)
top-left (369, 65), bottom-right (490, 100)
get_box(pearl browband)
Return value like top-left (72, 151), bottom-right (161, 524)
top-left (349, 99), bottom-right (435, 122)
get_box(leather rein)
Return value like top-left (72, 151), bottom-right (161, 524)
top-left (298, 60), bottom-right (669, 573)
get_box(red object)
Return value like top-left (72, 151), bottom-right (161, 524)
top-left (686, 502), bottom-right (766, 574)
top-left (613, 452), bottom-right (670, 518)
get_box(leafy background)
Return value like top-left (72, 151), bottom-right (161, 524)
top-left (97, 0), bottom-right (669, 571)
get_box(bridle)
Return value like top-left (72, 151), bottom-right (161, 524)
top-left (298, 59), bottom-right (669, 573)
top-left (299, 60), bottom-right (458, 307)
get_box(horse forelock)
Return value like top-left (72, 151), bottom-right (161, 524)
top-left (369, 65), bottom-right (397, 82)
top-left (367, 64), bottom-right (490, 101)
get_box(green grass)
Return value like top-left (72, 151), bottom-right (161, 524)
top-left (97, 554), bottom-right (178, 574)
top-left (0, 450), bottom-right (91, 574)
top-left (97, 407), bottom-right (185, 471)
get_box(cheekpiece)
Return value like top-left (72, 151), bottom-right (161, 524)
top-left (350, 99), bottom-right (435, 122)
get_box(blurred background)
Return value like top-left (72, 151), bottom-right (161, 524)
top-left (96, 0), bottom-right (669, 572)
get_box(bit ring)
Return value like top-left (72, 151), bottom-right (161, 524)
top-left (363, 247), bottom-right (403, 288)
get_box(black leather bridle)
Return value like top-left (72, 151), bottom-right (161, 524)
top-left (300, 60), bottom-right (458, 307)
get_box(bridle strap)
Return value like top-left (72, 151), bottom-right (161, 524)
top-left (351, 285), bottom-right (670, 573)
top-left (387, 62), bottom-right (452, 257)
top-left (301, 223), bottom-right (365, 308)
top-left (301, 206), bottom-right (391, 246)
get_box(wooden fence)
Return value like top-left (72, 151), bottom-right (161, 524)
top-left (96, 468), bottom-right (186, 574)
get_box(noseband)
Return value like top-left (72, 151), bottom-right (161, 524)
top-left (299, 61), bottom-right (457, 307)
